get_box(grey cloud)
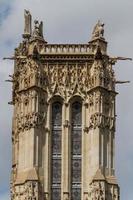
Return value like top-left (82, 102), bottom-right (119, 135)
top-left (0, 70), bottom-right (12, 198)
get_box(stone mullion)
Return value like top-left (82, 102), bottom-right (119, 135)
top-left (68, 104), bottom-right (71, 200)
top-left (82, 102), bottom-right (89, 199)
top-left (62, 103), bottom-right (70, 200)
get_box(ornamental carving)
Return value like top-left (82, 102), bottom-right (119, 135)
top-left (89, 181), bottom-right (119, 200)
top-left (90, 60), bottom-right (115, 90)
top-left (89, 181), bottom-right (105, 200)
top-left (44, 63), bottom-right (91, 100)
top-left (108, 185), bottom-right (119, 200)
top-left (12, 56), bottom-right (115, 104)
top-left (89, 113), bottom-right (115, 130)
top-left (15, 111), bottom-right (46, 132)
top-left (12, 181), bottom-right (41, 200)
top-left (15, 40), bottom-right (29, 56)
top-left (63, 193), bottom-right (69, 200)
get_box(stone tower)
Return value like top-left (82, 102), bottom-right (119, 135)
top-left (10, 12), bottom-right (127, 200)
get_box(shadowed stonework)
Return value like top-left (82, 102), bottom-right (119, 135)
top-left (9, 10), bottom-right (131, 200)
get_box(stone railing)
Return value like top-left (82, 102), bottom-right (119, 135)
top-left (40, 44), bottom-right (90, 54)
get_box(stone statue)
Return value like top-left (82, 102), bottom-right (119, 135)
top-left (33, 20), bottom-right (43, 38)
top-left (24, 9), bottom-right (32, 37)
top-left (92, 20), bottom-right (104, 40)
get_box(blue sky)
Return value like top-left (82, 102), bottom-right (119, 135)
top-left (0, 0), bottom-right (133, 199)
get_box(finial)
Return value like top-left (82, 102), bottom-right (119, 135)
top-left (23, 9), bottom-right (32, 39)
top-left (91, 20), bottom-right (104, 40)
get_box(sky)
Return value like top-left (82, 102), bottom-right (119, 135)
top-left (0, 0), bottom-right (133, 199)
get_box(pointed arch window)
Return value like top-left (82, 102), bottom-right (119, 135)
top-left (71, 101), bottom-right (82, 200)
top-left (51, 102), bottom-right (62, 200)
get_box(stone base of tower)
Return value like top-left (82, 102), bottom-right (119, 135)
top-left (87, 170), bottom-right (120, 200)
top-left (11, 168), bottom-right (43, 200)
top-left (88, 180), bottom-right (119, 200)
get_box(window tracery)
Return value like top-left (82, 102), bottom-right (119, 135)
top-left (51, 102), bottom-right (62, 200)
top-left (71, 102), bottom-right (82, 200)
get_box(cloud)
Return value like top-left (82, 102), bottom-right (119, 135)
top-left (0, 0), bottom-right (133, 200)
top-left (0, 61), bottom-right (13, 195)
top-left (0, 192), bottom-right (10, 200)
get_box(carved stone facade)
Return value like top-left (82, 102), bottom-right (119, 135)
top-left (10, 11), bottom-right (121, 200)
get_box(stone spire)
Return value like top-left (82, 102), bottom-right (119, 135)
top-left (23, 10), bottom-right (47, 43)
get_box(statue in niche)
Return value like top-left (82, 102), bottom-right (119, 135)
top-left (92, 20), bottom-right (104, 40)
top-left (33, 20), bottom-right (43, 38)
top-left (24, 9), bottom-right (32, 37)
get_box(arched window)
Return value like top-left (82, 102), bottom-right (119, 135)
top-left (51, 102), bottom-right (62, 200)
top-left (71, 101), bottom-right (82, 200)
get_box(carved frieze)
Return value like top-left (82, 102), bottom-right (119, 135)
top-left (90, 59), bottom-right (115, 90)
top-left (89, 181), bottom-right (105, 200)
top-left (89, 112), bottom-right (115, 130)
top-left (15, 111), bottom-right (46, 132)
top-left (108, 185), bottom-right (119, 200)
top-left (12, 181), bottom-right (40, 200)
top-left (12, 54), bottom-right (115, 105)
top-left (15, 40), bottom-right (29, 57)
top-left (42, 62), bottom-right (91, 100)
top-left (89, 181), bottom-right (119, 200)
top-left (13, 90), bottom-right (47, 132)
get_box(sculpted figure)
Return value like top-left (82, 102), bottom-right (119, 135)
top-left (24, 9), bottom-right (32, 36)
top-left (33, 20), bottom-right (43, 38)
top-left (92, 20), bottom-right (104, 40)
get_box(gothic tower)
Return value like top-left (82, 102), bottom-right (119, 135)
top-left (9, 12), bottom-right (129, 200)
